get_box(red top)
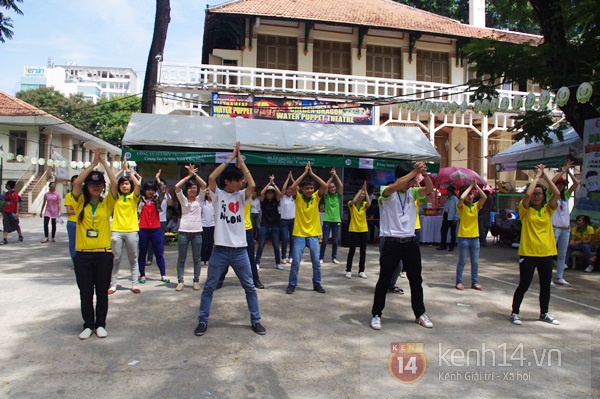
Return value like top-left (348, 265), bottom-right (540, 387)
top-left (3, 191), bottom-right (19, 213)
top-left (139, 199), bottom-right (160, 229)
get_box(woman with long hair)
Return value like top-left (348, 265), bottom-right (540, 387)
top-left (71, 149), bottom-right (118, 340)
top-left (137, 170), bottom-right (170, 285)
top-left (510, 165), bottom-right (560, 326)
top-left (174, 164), bottom-right (207, 291)
top-left (40, 181), bottom-right (61, 243)
top-left (109, 162), bottom-right (142, 294)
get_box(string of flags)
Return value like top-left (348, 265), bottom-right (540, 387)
top-left (0, 151), bottom-right (136, 170)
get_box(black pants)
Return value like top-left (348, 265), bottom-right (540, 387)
top-left (511, 256), bottom-right (553, 315)
top-left (43, 216), bottom-right (56, 239)
top-left (201, 226), bottom-right (215, 262)
top-left (346, 231), bottom-right (368, 272)
top-left (439, 219), bottom-right (456, 249)
top-left (74, 252), bottom-right (113, 330)
top-left (372, 240), bottom-right (425, 318)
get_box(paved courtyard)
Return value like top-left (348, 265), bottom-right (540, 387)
top-left (0, 216), bottom-right (598, 398)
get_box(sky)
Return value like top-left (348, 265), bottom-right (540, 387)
top-left (0, 0), bottom-right (223, 95)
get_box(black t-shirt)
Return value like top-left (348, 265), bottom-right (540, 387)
top-left (261, 198), bottom-right (280, 227)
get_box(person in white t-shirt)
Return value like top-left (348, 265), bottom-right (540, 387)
top-left (174, 164), bottom-right (207, 292)
top-left (279, 171), bottom-right (296, 263)
top-left (195, 142), bottom-right (265, 337)
top-left (370, 161), bottom-right (434, 331)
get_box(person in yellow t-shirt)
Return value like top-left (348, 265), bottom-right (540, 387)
top-left (566, 214), bottom-right (595, 272)
top-left (71, 149), bottom-right (118, 340)
top-left (286, 161), bottom-right (328, 294)
top-left (109, 162), bottom-right (141, 295)
top-left (345, 182), bottom-right (372, 279)
top-left (64, 175), bottom-right (79, 267)
top-left (455, 180), bottom-right (487, 291)
top-left (510, 165), bottom-right (560, 326)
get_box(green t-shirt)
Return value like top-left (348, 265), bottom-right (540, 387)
top-left (322, 192), bottom-right (342, 222)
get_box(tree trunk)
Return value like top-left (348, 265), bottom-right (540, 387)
top-left (141, 0), bottom-right (171, 114)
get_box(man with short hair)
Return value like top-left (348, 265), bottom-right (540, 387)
top-left (370, 162), bottom-right (434, 330)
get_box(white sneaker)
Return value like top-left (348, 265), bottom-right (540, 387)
top-left (332, 259), bottom-right (340, 264)
top-left (556, 278), bottom-right (570, 286)
top-left (193, 282), bottom-right (201, 291)
top-left (256, 263), bottom-right (260, 270)
top-left (585, 265), bottom-right (595, 273)
top-left (345, 272), bottom-right (352, 278)
top-left (281, 258), bottom-right (287, 264)
top-left (320, 259), bottom-right (323, 265)
top-left (550, 280), bottom-right (555, 287)
top-left (286, 258), bottom-right (291, 264)
top-left (359, 272), bottom-right (368, 279)
top-left (416, 314), bottom-right (433, 328)
top-left (95, 327), bottom-right (108, 338)
top-left (510, 313), bottom-right (522, 325)
top-left (370, 315), bottom-right (381, 330)
top-left (176, 282), bottom-right (184, 291)
top-left (79, 328), bottom-right (93, 340)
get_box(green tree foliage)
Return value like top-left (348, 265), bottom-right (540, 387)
top-left (89, 96), bottom-right (141, 147)
top-left (0, 0), bottom-right (23, 43)
top-left (15, 87), bottom-right (141, 148)
top-left (464, 0), bottom-right (599, 142)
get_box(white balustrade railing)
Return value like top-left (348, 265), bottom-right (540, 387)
top-left (158, 62), bottom-right (560, 115)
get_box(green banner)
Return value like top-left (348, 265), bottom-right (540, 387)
top-left (123, 148), bottom-right (439, 171)
top-left (517, 156), bottom-right (564, 170)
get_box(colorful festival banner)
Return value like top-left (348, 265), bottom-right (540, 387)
top-left (210, 93), bottom-right (373, 125)
top-left (572, 118), bottom-right (600, 226)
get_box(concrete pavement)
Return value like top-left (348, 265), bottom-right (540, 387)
top-left (0, 215), bottom-right (597, 398)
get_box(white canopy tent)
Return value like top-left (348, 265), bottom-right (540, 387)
top-left (122, 113), bottom-right (440, 163)
top-left (490, 127), bottom-right (582, 170)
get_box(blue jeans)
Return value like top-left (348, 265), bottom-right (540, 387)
top-left (554, 227), bottom-right (570, 279)
top-left (199, 246), bottom-right (261, 324)
top-left (456, 237), bottom-right (480, 285)
top-left (255, 225), bottom-right (281, 265)
top-left (320, 221), bottom-right (340, 261)
top-left (566, 243), bottom-right (594, 266)
top-left (289, 236), bottom-right (321, 287)
top-left (138, 228), bottom-right (167, 277)
top-left (201, 226), bottom-right (215, 262)
top-left (177, 232), bottom-right (202, 282)
top-left (280, 218), bottom-right (294, 259)
top-left (67, 221), bottom-right (77, 266)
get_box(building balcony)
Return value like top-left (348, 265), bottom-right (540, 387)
top-left (157, 62), bottom-right (561, 124)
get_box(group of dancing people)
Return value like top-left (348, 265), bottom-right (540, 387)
top-left (62, 142), bottom-right (575, 340)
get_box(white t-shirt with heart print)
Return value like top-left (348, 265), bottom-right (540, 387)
top-left (211, 186), bottom-right (248, 248)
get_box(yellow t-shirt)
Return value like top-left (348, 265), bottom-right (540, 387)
top-left (111, 192), bottom-right (139, 232)
top-left (348, 200), bottom-right (368, 233)
top-left (64, 192), bottom-right (77, 223)
top-left (293, 191), bottom-right (322, 237)
top-left (73, 193), bottom-right (117, 251)
top-left (570, 225), bottom-right (594, 242)
top-left (457, 201), bottom-right (483, 238)
top-left (518, 201), bottom-right (557, 257)
top-left (244, 200), bottom-right (252, 231)
top-left (415, 199), bottom-right (421, 230)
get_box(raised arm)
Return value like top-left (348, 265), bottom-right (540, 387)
top-left (282, 171), bottom-right (294, 193)
top-left (457, 180), bottom-right (475, 208)
top-left (125, 162), bottom-right (141, 196)
top-left (383, 162), bottom-right (428, 197)
top-left (208, 143), bottom-right (238, 192)
top-left (72, 149), bottom-right (102, 200)
top-left (100, 152), bottom-right (118, 199)
top-left (175, 166), bottom-right (194, 193)
top-left (236, 144), bottom-right (255, 200)
top-left (309, 163), bottom-right (328, 195)
top-left (290, 163), bottom-right (310, 197)
top-left (417, 163), bottom-right (434, 197)
top-left (541, 166), bottom-right (560, 209)
top-left (330, 168), bottom-right (343, 196)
